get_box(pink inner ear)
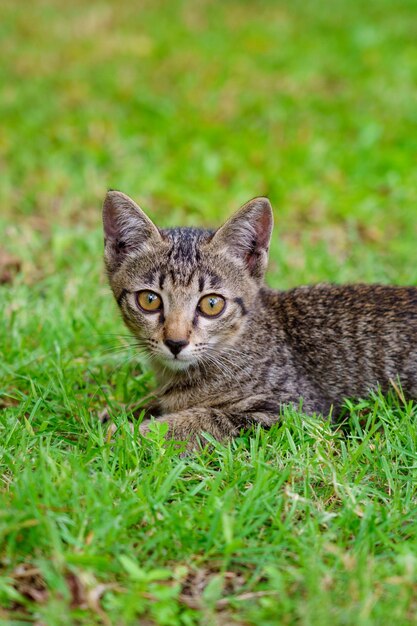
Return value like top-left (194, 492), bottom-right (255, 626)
top-left (246, 249), bottom-right (259, 273)
top-left (103, 208), bottom-right (118, 241)
top-left (244, 206), bottom-right (272, 273)
top-left (256, 209), bottom-right (273, 250)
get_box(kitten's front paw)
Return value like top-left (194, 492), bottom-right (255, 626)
top-left (139, 418), bottom-right (152, 436)
top-left (138, 415), bottom-right (201, 452)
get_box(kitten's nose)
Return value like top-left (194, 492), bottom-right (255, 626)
top-left (164, 339), bottom-right (189, 356)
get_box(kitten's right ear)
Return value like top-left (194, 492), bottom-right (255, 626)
top-left (102, 191), bottom-right (161, 270)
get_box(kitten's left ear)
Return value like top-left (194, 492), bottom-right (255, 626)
top-left (211, 197), bottom-right (273, 280)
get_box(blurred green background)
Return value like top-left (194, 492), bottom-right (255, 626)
top-left (2, 0), bottom-right (417, 288)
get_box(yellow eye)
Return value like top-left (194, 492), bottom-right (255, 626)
top-left (198, 294), bottom-right (226, 318)
top-left (137, 290), bottom-right (162, 312)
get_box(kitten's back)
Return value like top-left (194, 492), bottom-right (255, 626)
top-left (268, 283), bottom-right (417, 408)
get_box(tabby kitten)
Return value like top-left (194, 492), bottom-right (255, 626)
top-left (103, 190), bottom-right (417, 447)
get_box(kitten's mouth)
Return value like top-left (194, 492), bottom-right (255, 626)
top-left (156, 353), bottom-right (197, 371)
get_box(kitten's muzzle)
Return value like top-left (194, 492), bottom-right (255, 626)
top-left (164, 338), bottom-right (189, 356)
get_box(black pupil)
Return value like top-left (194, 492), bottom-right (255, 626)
top-left (209, 298), bottom-right (217, 308)
top-left (148, 293), bottom-right (157, 304)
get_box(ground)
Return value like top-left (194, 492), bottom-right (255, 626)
top-left (1, 0), bottom-right (417, 624)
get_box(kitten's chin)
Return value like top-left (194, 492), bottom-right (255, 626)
top-left (156, 356), bottom-right (196, 372)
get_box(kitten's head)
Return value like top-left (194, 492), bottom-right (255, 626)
top-left (103, 191), bottom-right (273, 371)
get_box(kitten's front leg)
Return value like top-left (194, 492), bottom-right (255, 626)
top-left (139, 408), bottom-right (237, 448)
top-left (139, 403), bottom-right (280, 450)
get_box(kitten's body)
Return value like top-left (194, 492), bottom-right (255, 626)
top-left (102, 191), bottom-right (417, 446)
top-left (150, 284), bottom-right (417, 431)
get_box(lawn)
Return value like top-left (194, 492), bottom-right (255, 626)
top-left (1, 0), bottom-right (417, 623)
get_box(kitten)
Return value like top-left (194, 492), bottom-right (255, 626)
top-left (102, 190), bottom-right (417, 447)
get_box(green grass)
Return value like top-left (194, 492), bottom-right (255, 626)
top-left (2, 0), bottom-right (417, 623)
